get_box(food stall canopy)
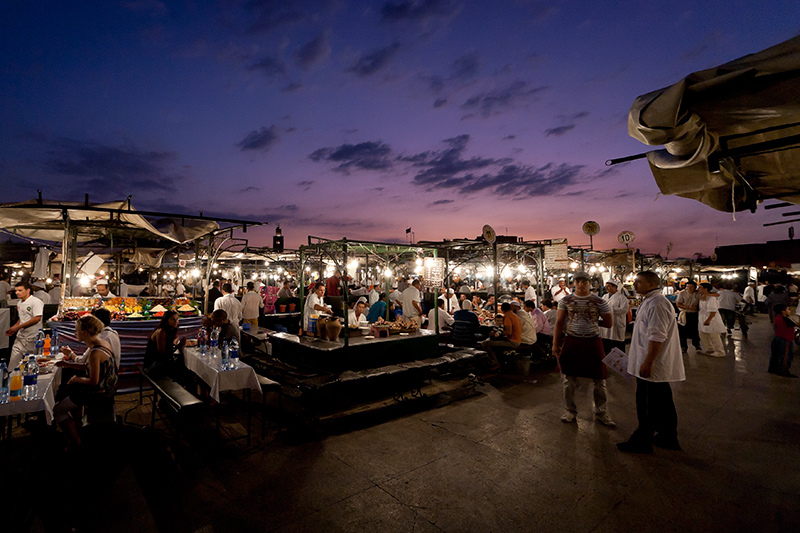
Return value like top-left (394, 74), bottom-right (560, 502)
top-left (626, 36), bottom-right (800, 213)
top-left (0, 199), bottom-right (220, 244)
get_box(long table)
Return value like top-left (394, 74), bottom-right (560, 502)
top-left (183, 346), bottom-right (262, 445)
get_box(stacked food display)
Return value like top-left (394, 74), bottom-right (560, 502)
top-left (55, 297), bottom-right (202, 322)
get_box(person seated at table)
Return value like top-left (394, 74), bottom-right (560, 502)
top-left (304, 283), bottom-right (333, 332)
top-left (511, 300), bottom-right (537, 347)
top-left (472, 295), bottom-right (483, 311)
top-left (54, 315), bottom-right (118, 448)
top-left (367, 293), bottom-right (389, 322)
top-left (427, 298), bottom-right (455, 332)
top-left (143, 310), bottom-right (187, 378)
top-left (484, 295), bottom-right (496, 312)
top-left (208, 308), bottom-right (241, 344)
top-left (452, 300), bottom-right (484, 344)
top-left (480, 302), bottom-right (522, 369)
top-left (348, 297), bottom-right (368, 324)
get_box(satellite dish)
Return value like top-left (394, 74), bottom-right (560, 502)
top-left (482, 224), bottom-right (497, 244)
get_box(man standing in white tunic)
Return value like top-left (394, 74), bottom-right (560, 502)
top-left (617, 271), bottom-right (685, 454)
top-left (214, 283), bottom-right (243, 326)
top-left (5, 282), bottom-right (44, 370)
top-left (522, 280), bottom-right (538, 307)
top-left (600, 280), bottom-right (629, 353)
top-left (401, 279), bottom-right (424, 327)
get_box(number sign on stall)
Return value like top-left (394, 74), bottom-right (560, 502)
top-left (617, 231), bottom-right (635, 245)
top-left (423, 257), bottom-right (445, 288)
top-left (544, 238), bottom-right (570, 269)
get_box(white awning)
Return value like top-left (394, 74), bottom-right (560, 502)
top-left (628, 36), bottom-right (800, 212)
top-left (0, 199), bottom-right (219, 244)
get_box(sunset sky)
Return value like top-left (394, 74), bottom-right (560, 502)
top-left (2, 1), bottom-right (799, 258)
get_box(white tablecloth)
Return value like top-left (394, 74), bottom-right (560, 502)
top-left (183, 347), bottom-right (261, 402)
top-left (0, 366), bottom-right (62, 424)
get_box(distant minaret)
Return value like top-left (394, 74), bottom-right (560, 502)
top-left (273, 225), bottom-right (284, 252)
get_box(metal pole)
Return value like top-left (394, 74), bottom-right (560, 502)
top-left (299, 246), bottom-right (305, 334)
top-left (492, 241), bottom-right (498, 303)
top-left (434, 248), bottom-right (439, 336)
top-left (59, 214), bottom-right (69, 308)
top-left (343, 242), bottom-right (349, 348)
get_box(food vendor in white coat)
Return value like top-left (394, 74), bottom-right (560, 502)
top-left (93, 279), bottom-right (116, 299)
top-left (600, 280), bottom-right (629, 352)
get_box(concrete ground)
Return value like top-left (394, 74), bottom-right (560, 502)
top-left (7, 312), bottom-right (800, 532)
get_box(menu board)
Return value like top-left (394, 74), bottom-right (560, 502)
top-left (544, 238), bottom-right (569, 269)
top-left (423, 258), bottom-right (445, 287)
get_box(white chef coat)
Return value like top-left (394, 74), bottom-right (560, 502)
top-left (348, 309), bottom-right (366, 325)
top-left (0, 280), bottom-right (11, 301)
top-left (401, 286), bottom-right (421, 318)
top-left (699, 296), bottom-right (726, 334)
top-left (214, 293), bottom-right (243, 325)
top-left (551, 285), bottom-right (571, 302)
top-left (93, 291), bottom-right (116, 299)
top-left (599, 291), bottom-right (629, 342)
top-left (241, 290), bottom-right (264, 319)
top-left (33, 289), bottom-right (51, 305)
top-left (427, 307), bottom-right (454, 331)
top-left (627, 289), bottom-right (685, 382)
top-left (368, 289), bottom-right (379, 307)
top-left (304, 292), bottom-right (325, 330)
top-left (48, 285), bottom-right (62, 303)
top-left (524, 286), bottom-right (538, 306)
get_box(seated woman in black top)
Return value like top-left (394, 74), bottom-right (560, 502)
top-left (144, 310), bottom-right (186, 377)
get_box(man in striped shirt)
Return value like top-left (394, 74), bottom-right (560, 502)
top-left (553, 271), bottom-right (615, 426)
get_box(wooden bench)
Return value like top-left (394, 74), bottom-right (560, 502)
top-left (140, 370), bottom-right (204, 428)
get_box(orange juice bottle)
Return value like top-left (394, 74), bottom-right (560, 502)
top-left (44, 335), bottom-right (51, 356)
top-left (9, 367), bottom-right (23, 402)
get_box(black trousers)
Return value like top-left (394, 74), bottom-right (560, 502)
top-left (678, 312), bottom-right (700, 350)
top-left (631, 378), bottom-right (678, 443)
top-left (719, 309), bottom-right (736, 330)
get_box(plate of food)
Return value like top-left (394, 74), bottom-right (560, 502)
top-left (363, 335), bottom-right (375, 339)
top-left (185, 339), bottom-right (198, 347)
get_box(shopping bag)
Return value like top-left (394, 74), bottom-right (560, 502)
top-left (602, 347), bottom-right (632, 379)
top-left (677, 311), bottom-right (687, 326)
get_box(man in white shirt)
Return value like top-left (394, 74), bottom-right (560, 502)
top-left (511, 300), bottom-right (537, 345)
top-left (427, 299), bottom-right (454, 332)
top-left (368, 285), bottom-right (380, 307)
top-left (0, 272), bottom-right (11, 301)
top-left (32, 280), bottom-right (51, 305)
top-left (551, 279), bottom-right (570, 302)
top-left (401, 279), bottom-right (424, 326)
top-left (439, 288), bottom-right (459, 314)
top-left (48, 279), bottom-right (63, 303)
top-left (304, 283), bottom-right (332, 331)
top-left (93, 279), bottom-right (116, 299)
top-left (522, 280), bottom-right (538, 307)
top-left (214, 282), bottom-right (243, 325)
top-left (5, 282), bottom-right (44, 370)
top-left (119, 279), bottom-right (129, 298)
top-left (389, 287), bottom-right (403, 308)
top-left (617, 271), bottom-right (685, 454)
top-left (743, 281), bottom-right (756, 315)
top-left (241, 281), bottom-right (264, 327)
top-left (348, 297), bottom-right (368, 325)
top-left (81, 308), bottom-right (122, 369)
top-left (717, 284), bottom-right (743, 334)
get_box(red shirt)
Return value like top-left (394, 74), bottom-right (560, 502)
top-left (774, 315), bottom-right (795, 342)
top-left (326, 276), bottom-right (341, 297)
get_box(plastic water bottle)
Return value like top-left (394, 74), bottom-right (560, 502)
top-left (0, 362), bottom-right (9, 403)
top-left (9, 366), bottom-right (22, 402)
top-left (34, 329), bottom-right (45, 356)
top-left (198, 328), bottom-right (208, 357)
top-left (209, 327), bottom-right (220, 358)
top-left (51, 330), bottom-right (59, 357)
top-left (220, 339), bottom-right (230, 371)
top-left (22, 355), bottom-right (39, 400)
top-left (228, 338), bottom-right (239, 370)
